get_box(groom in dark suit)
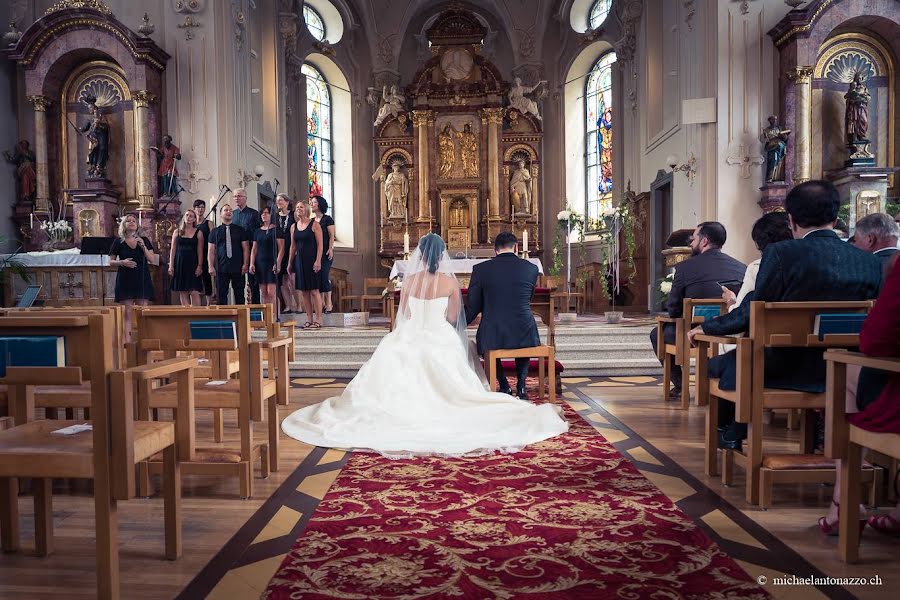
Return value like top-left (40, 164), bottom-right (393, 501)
top-left (465, 231), bottom-right (540, 399)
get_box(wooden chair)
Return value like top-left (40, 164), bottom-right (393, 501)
top-left (359, 278), bottom-right (390, 315)
top-left (696, 300), bottom-right (875, 506)
top-left (0, 314), bottom-right (196, 600)
top-left (339, 280), bottom-right (357, 312)
top-left (529, 288), bottom-right (556, 347)
top-left (133, 307), bottom-right (287, 497)
top-left (656, 298), bottom-right (725, 409)
top-left (485, 345), bottom-right (556, 404)
top-left (825, 349), bottom-right (900, 562)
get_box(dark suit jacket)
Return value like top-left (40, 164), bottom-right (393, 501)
top-left (874, 247), bottom-right (898, 273)
top-left (703, 229), bottom-right (883, 392)
top-left (667, 249), bottom-right (746, 318)
top-left (465, 253), bottom-right (540, 354)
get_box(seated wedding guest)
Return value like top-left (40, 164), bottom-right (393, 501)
top-left (168, 208), bottom-right (204, 306)
top-left (249, 206), bottom-right (282, 308)
top-left (110, 213), bottom-right (158, 341)
top-left (194, 198), bottom-right (214, 305)
top-left (311, 195), bottom-right (336, 314)
top-left (207, 204), bottom-right (250, 305)
top-left (722, 212), bottom-right (792, 312)
top-left (274, 193), bottom-right (296, 314)
top-left (288, 200), bottom-right (324, 328)
top-left (649, 221), bottom-right (746, 400)
top-left (850, 212), bottom-right (898, 270)
top-left (820, 254), bottom-right (900, 536)
top-left (688, 180), bottom-right (883, 451)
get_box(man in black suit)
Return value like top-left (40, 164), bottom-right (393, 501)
top-left (649, 222), bottom-right (746, 399)
top-left (851, 212), bottom-right (898, 274)
top-left (231, 188), bottom-right (262, 304)
top-left (688, 180), bottom-right (883, 450)
top-left (465, 231), bottom-right (540, 399)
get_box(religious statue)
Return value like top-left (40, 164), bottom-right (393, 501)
top-left (78, 209), bottom-right (98, 238)
top-left (438, 124), bottom-right (456, 179)
top-left (759, 116), bottom-right (791, 182)
top-left (384, 162), bottom-right (409, 220)
top-left (372, 85), bottom-right (406, 128)
top-left (3, 139), bottom-right (36, 204)
top-left (450, 198), bottom-right (467, 227)
top-left (150, 135), bottom-right (182, 197)
top-left (510, 160), bottom-right (532, 214)
top-left (845, 72), bottom-right (872, 157)
top-left (508, 77), bottom-right (547, 122)
top-left (70, 96), bottom-right (110, 179)
top-left (456, 123), bottom-right (478, 178)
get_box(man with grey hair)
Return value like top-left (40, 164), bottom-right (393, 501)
top-left (851, 212), bottom-right (899, 269)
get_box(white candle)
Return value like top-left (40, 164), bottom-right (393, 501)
top-left (403, 231), bottom-right (410, 254)
top-left (522, 229), bottom-right (528, 251)
top-left (30, 213), bottom-right (34, 229)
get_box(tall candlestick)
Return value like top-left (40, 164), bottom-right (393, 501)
top-left (403, 231), bottom-right (410, 254)
top-left (522, 229), bottom-right (528, 252)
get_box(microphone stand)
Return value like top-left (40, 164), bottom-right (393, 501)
top-left (204, 184), bottom-right (231, 223)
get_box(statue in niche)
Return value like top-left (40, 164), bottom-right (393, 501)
top-left (78, 209), bottom-right (99, 238)
top-left (70, 96), bottom-right (110, 179)
top-left (384, 162), bottom-right (409, 220)
top-left (759, 116), bottom-right (791, 183)
top-left (510, 160), bottom-right (532, 214)
top-left (150, 135), bottom-right (182, 197)
top-left (456, 123), bottom-right (478, 178)
top-left (3, 140), bottom-right (36, 204)
top-left (508, 77), bottom-right (547, 122)
top-left (372, 85), bottom-right (406, 128)
top-left (844, 72), bottom-right (873, 157)
top-left (438, 124), bottom-right (456, 179)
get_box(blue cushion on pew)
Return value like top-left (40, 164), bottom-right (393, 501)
top-left (189, 321), bottom-right (237, 340)
top-left (692, 305), bottom-right (721, 321)
top-left (480, 358), bottom-right (565, 373)
top-left (814, 313), bottom-right (867, 340)
top-left (0, 336), bottom-right (66, 377)
top-left (249, 310), bottom-right (265, 322)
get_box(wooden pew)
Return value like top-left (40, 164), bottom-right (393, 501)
top-left (696, 300), bottom-right (875, 506)
top-left (656, 298), bottom-right (725, 408)
top-left (133, 307), bottom-right (285, 497)
top-left (825, 349), bottom-right (900, 562)
top-left (0, 314), bottom-right (196, 600)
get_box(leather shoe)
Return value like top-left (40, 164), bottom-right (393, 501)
top-left (516, 386), bottom-right (528, 400)
top-left (717, 430), bottom-right (743, 452)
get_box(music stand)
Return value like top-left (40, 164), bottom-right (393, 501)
top-left (80, 236), bottom-right (117, 255)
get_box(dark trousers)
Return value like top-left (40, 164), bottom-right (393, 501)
top-left (649, 324), bottom-right (681, 387)
top-left (247, 273), bottom-right (260, 304)
top-left (496, 357), bottom-right (530, 391)
top-left (708, 350), bottom-right (748, 440)
top-left (216, 272), bottom-right (246, 305)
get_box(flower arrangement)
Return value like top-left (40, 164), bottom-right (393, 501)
top-left (40, 219), bottom-right (73, 242)
top-left (657, 272), bottom-right (674, 305)
top-left (381, 276), bottom-right (401, 298)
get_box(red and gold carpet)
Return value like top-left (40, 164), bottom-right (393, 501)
top-left (263, 383), bottom-right (767, 599)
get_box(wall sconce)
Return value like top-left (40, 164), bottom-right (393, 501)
top-left (666, 153), bottom-right (697, 186)
top-left (237, 165), bottom-right (265, 187)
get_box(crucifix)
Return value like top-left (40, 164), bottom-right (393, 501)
top-left (184, 159), bottom-right (212, 193)
top-left (725, 144), bottom-right (764, 179)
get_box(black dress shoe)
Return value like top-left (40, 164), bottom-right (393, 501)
top-left (516, 386), bottom-right (528, 400)
top-left (717, 430), bottom-right (743, 452)
top-left (498, 386), bottom-right (513, 396)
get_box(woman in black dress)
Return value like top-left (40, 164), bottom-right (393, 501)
top-left (287, 200), bottom-right (323, 328)
top-left (109, 213), bottom-right (158, 341)
top-left (250, 206), bottom-right (282, 308)
top-left (193, 198), bottom-right (214, 305)
top-left (311, 195), bottom-right (336, 313)
top-left (168, 208), bottom-right (204, 306)
top-left (275, 193), bottom-right (296, 314)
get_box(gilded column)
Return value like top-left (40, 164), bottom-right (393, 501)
top-left (132, 91), bottom-right (156, 209)
top-left (27, 95), bottom-right (51, 215)
top-left (412, 110), bottom-right (433, 222)
top-left (481, 108), bottom-right (504, 217)
top-left (787, 67), bottom-right (813, 184)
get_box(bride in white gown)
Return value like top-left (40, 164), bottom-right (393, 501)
top-left (281, 233), bottom-right (569, 457)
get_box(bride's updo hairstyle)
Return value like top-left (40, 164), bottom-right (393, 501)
top-left (418, 233), bottom-right (445, 274)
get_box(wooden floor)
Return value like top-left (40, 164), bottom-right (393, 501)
top-left (0, 379), bottom-right (897, 599)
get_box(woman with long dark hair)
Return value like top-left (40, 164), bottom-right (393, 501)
top-left (311, 195), bottom-right (335, 313)
top-left (249, 205), bottom-right (282, 308)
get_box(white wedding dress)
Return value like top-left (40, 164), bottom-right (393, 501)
top-left (281, 296), bottom-right (569, 457)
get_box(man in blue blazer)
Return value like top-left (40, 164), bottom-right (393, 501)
top-left (465, 231), bottom-right (540, 399)
top-left (688, 180), bottom-right (883, 450)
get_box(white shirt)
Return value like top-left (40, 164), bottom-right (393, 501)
top-left (728, 258), bottom-right (760, 313)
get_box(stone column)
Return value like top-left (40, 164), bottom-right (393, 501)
top-left (26, 95), bottom-right (51, 215)
top-left (481, 108), bottom-right (504, 217)
top-left (786, 66), bottom-right (813, 184)
top-left (132, 91), bottom-right (156, 209)
top-left (412, 110), bottom-right (433, 222)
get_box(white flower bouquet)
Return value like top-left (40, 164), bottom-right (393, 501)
top-left (381, 276), bottom-right (401, 298)
top-left (40, 219), bottom-right (73, 242)
top-left (658, 272), bottom-right (674, 295)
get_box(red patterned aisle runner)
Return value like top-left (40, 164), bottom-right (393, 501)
top-left (264, 399), bottom-right (767, 599)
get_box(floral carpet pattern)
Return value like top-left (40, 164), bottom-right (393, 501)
top-left (264, 386), bottom-right (767, 599)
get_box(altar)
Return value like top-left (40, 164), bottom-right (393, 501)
top-left (390, 257), bottom-right (543, 285)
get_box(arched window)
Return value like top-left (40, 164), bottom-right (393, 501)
top-left (584, 51), bottom-right (616, 226)
top-left (588, 0), bottom-right (612, 30)
top-left (303, 4), bottom-right (326, 41)
top-left (303, 62), bottom-right (333, 211)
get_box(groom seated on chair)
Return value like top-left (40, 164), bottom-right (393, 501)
top-left (465, 231), bottom-right (539, 400)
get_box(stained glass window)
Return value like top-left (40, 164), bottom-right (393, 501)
top-left (304, 63), bottom-right (332, 212)
top-left (303, 5), bottom-right (326, 42)
top-left (585, 51), bottom-right (616, 227)
top-left (589, 0), bottom-right (612, 30)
